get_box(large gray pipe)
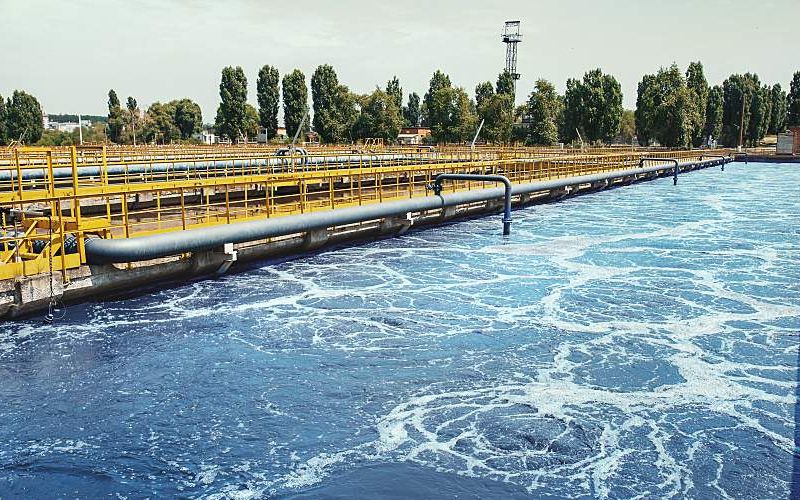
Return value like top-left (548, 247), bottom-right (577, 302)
top-left (85, 158), bottom-right (730, 264)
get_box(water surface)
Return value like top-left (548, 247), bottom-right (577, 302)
top-left (1, 162), bottom-right (799, 498)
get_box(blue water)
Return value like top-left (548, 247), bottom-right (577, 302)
top-left (1, 162), bottom-right (799, 498)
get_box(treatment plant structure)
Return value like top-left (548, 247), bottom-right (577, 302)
top-left (0, 144), bottom-right (734, 319)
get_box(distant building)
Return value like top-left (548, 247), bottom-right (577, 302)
top-left (54, 122), bottom-right (81, 133)
top-left (193, 131), bottom-right (216, 145)
top-left (42, 113), bottom-right (91, 133)
top-left (397, 127), bottom-right (431, 145)
top-left (777, 127), bottom-right (800, 155)
top-left (257, 127), bottom-right (289, 143)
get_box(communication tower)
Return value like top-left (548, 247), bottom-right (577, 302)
top-left (501, 21), bottom-right (522, 87)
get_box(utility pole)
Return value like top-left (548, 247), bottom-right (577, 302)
top-left (78, 114), bottom-right (83, 145)
top-left (738, 94), bottom-right (746, 150)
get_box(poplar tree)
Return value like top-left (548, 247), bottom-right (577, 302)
top-left (126, 96), bottom-right (139, 144)
top-left (769, 83), bottom-right (787, 134)
top-left (386, 76), bottom-right (402, 111)
top-left (311, 64), bottom-right (357, 143)
top-left (214, 66), bottom-right (248, 141)
top-left (282, 69), bottom-right (309, 138)
top-left (635, 74), bottom-right (656, 145)
top-left (256, 65), bottom-right (280, 139)
top-left (787, 71), bottom-right (800, 127)
top-left (721, 73), bottom-right (759, 146)
top-left (422, 70), bottom-right (452, 127)
top-left (402, 92), bottom-right (420, 127)
top-left (0, 95), bottom-right (7, 145)
top-left (686, 62), bottom-right (709, 147)
top-left (704, 85), bottom-right (724, 143)
top-left (107, 89), bottom-right (125, 143)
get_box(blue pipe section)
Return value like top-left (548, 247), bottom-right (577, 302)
top-left (85, 158), bottom-right (730, 264)
top-left (639, 157), bottom-right (679, 185)
top-left (431, 173), bottom-right (512, 235)
top-left (701, 155), bottom-right (728, 171)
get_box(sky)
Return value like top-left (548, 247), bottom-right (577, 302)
top-left (2, 0), bottom-right (798, 121)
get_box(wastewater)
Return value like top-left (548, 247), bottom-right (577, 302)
top-left (0, 162), bottom-right (798, 498)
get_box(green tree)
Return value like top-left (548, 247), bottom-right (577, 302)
top-left (635, 74), bottom-right (656, 145)
top-left (6, 90), bottom-right (44, 144)
top-left (704, 85), bottom-right (724, 143)
top-left (721, 73), bottom-right (759, 146)
top-left (511, 104), bottom-right (530, 143)
top-left (769, 84), bottom-right (787, 134)
top-left (635, 65), bottom-right (696, 148)
top-left (563, 78), bottom-right (583, 143)
top-left (650, 65), bottom-right (696, 147)
top-left (450, 88), bottom-right (479, 142)
top-left (478, 93), bottom-right (514, 144)
top-left (144, 102), bottom-right (180, 144)
top-left (422, 70), bottom-right (452, 126)
top-left (354, 89), bottom-right (403, 142)
top-left (0, 94), bottom-right (7, 145)
top-left (107, 89), bottom-right (125, 143)
top-left (402, 92), bottom-right (420, 127)
top-left (618, 110), bottom-right (636, 144)
top-left (496, 70), bottom-right (515, 101)
top-left (747, 84), bottom-right (772, 146)
top-left (282, 69), bottom-right (309, 139)
top-left (386, 76), bottom-right (402, 111)
top-left (787, 71), bottom-right (800, 127)
top-left (474, 81), bottom-right (494, 141)
top-left (563, 69), bottom-right (623, 143)
top-left (311, 64), bottom-right (355, 143)
top-left (494, 71), bottom-right (516, 133)
top-left (525, 79), bottom-right (562, 145)
top-left (256, 65), bottom-right (280, 139)
top-left (125, 96), bottom-right (140, 145)
top-left (215, 66), bottom-right (248, 141)
top-left (475, 81), bottom-right (494, 109)
top-left (243, 104), bottom-right (260, 140)
top-left (474, 74), bottom-right (515, 143)
top-left (686, 62), bottom-right (709, 147)
top-left (427, 86), bottom-right (477, 143)
top-left (173, 99), bottom-right (202, 140)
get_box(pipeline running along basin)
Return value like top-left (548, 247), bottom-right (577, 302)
top-left (0, 148), bottom-right (729, 317)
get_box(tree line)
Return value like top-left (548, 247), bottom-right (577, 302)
top-left (2, 66), bottom-right (800, 147)
top-left (214, 64), bottom-right (412, 144)
top-left (168, 63), bottom-right (800, 147)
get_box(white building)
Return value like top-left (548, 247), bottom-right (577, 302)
top-left (193, 131), bottom-right (216, 145)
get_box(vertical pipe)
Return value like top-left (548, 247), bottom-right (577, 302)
top-left (14, 149), bottom-right (22, 200)
top-left (180, 190), bottom-right (186, 230)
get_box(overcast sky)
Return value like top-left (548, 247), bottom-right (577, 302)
top-left (2, 0), bottom-right (798, 121)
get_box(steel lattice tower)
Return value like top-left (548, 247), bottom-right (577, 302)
top-left (501, 21), bottom-right (522, 87)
